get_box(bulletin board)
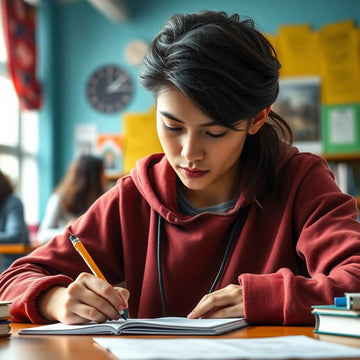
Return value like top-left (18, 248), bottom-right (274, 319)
top-left (269, 19), bottom-right (360, 155)
top-left (123, 106), bottom-right (163, 174)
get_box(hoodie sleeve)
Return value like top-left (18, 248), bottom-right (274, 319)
top-left (239, 154), bottom-right (360, 325)
top-left (0, 186), bottom-right (124, 324)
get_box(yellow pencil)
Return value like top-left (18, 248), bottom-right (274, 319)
top-left (69, 234), bottom-right (127, 320)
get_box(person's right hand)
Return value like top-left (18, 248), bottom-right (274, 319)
top-left (38, 272), bottom-right (129, 324)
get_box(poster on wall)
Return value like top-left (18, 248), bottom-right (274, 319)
top-left (272, 76), bottom-right (322, 153)
top-left (322, 104), bottom-right (360, 154)
top-left (96, 134), bottom-right (123, 175)
top-left (74, 123), bottom-right (97, 158)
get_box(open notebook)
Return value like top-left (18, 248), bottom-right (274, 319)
top-left (19, 317), bottom-right (248, 336)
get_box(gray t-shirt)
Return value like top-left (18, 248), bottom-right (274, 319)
top-left (177, 185), bottom-right (237, 216)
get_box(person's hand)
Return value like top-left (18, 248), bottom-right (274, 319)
top-left (38, 273), bottom-right (129, 324)
top-left (187, 284), bottom-right (244, 319)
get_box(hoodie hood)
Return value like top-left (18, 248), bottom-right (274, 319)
top-left (130, 153), bottom-right (178, 222)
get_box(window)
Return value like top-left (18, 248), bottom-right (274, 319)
top-left (0, 6), bottom-right (39, 225)
top-left (0, 4), bottom-right (5, 64)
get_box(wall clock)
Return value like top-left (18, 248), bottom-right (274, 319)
top-left (86, 64), bottom-right (133, 113)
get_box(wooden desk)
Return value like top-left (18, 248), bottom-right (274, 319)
top-left (1, 323), bottom-right (359, 360)
top-left (0, 244), bottom-right (39, 254)
top-left (0, 243), bottom-right (40, 271)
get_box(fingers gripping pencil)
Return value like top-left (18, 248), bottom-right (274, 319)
top-left (69, 234), bottom-right (127, 320)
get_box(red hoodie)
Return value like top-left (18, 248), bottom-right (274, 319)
top-left (1, 147), bottom-right (360, 325)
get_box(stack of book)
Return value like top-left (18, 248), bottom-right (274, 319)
top-left (0, 301), bottom-right (11, 338)
top-left (312, 293), bottom-right (360, 338)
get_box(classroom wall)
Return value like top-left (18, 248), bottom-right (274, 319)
top-left (37, 0), bottom-right (360, 220)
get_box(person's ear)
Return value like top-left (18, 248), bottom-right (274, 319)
top-left (247, 106), bottom-right (271, 135)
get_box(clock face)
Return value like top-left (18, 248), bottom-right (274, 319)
top-left (86, 65), bottom-right (133, 113)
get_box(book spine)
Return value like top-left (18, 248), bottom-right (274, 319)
top-left (313, 313), bottom-right (320, 331)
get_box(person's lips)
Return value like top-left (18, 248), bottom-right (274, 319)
top-left (180, 167), bottom-right (208, 178)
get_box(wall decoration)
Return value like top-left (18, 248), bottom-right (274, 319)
top-left (322, 104), bottom-right (360, 154)
top-left (86, 64), bottom-right (133, 113)
top-left (318, 20), bottom-right (360, 104)
top-left (272, 76), bottom-right (322, 153)
top-left (123, 106), bottom-right (163, 173)
top-left (124, 39), bottom-right (149, 66)
top-left (74, 123), bottom-right (97, 158)
top-left (96, 134), bottom-right (123, 174)
top-left (1, 0), bottom-right (42, 109)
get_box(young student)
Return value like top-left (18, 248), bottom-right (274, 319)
top-left (0, 170), bottom-right (29, 272)
top-left (37, 155), bottom-right (106, 244)
top-left (1, 11), bottom-right (360, 326)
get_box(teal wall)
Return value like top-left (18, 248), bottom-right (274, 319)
top-left (37, 0), bottom-right (360, 220)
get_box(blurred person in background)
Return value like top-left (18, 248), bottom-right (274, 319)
top-left (37, 155), bottom-right (106, 244)
top-left (0, 169), bottom-right (29, 272)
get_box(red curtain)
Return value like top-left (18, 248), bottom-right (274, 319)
top-left (1, 0), bottom-right (42, 110)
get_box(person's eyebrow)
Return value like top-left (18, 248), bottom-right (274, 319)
top-left (159, 111), bottom-right (220, 127)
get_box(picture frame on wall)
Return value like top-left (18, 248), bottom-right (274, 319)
top-left (74, 123), bottom-right (97, 158)
top-left (272, 76), bottom-right (322, 153)
top-left (322, 104), bottom-right (360, 154)
top-left (96, 134), bottom-right (123, 175)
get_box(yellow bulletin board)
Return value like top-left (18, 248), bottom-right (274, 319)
top-left (268, 19), bottom-right (360, 105)
top-left (318, 20), bottom-right (360, 105)
top-left (277, 24), bottom-right (319, 77)
top-left (123, 106), bottom-right (163, 174)
top-left (268, 18), bottom-right (360, 154)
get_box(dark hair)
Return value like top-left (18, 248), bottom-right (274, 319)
top-left (139, 11), bottom-right (293, 203)
top-left (0, 171), bottom-right (14, 203)
top-left (56, 155), bottom-right (105, 215)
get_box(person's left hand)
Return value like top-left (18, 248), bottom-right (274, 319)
top-left (187, 284), bottom-right (244, 319)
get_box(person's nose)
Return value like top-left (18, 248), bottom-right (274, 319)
top-left (180, 132), bottom-right (204, 163)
